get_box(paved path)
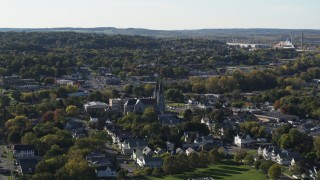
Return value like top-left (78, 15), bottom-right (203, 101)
top-left (0, 175), bottom-right (8, 180)
top-left (0, 145), bottom-right (13, 180)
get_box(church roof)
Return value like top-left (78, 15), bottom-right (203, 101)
top-left (125, 99), bottom-right (138, 105)
top-left (138, 98), bottom-right (157, 105)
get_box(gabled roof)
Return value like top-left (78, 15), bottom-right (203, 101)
top-left (186, 147), bottom-right (195, 153)
top-left (176, 148), bottom-right (184, 154)
top-left (125, 99), bottom-right (138, 106)
top-left (138, 98), bottom-right (157, 105)
top-left (124, 138), bottom-right (147, 147)
top-left (89, 157), bottom-right (113, 166)
top-left (13, 145), bottom-right (35, 151)
top-left (96, 165), bottom-right (116, 171)
top-left (17, 158), bottom-right (38, 175)
top-left (202, 135), bottom-right (214, 141)
top-left (86, 152), bottom-right (105, 160)
top-left (143, 146), bottom-right (152, 154)
top-left (144, 157), bottom-right (163, 163)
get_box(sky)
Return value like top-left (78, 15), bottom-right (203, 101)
top-left (0, 0), bottom-right (319, 30)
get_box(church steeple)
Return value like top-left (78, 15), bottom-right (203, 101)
top-left (156, 79), bottom-right (165, 113)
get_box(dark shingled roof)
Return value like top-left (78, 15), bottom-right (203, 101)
top-left (13, 145), bottom-right (35, 151)
top-left (17, 158), bottom-right (38, 175)
top-left (139, 98), bottom-right (156, 105)
top-left (125, 99), bottom-right (138, 106)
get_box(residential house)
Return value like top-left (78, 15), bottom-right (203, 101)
top-left (136, 157), bottom-right (163, 168)
top-left (56, 79), bottom-right (74, 86)
top-left (86, 152), bottom-right (116, 178)
top-left (111, 131), bottom-right (131, 144)
top-left (132, 149), bottom-right (143, 161)
top-left (184, 131), bottom-right (200, 143)
top-left (186, 147), bottom-right (196, 156)
top-left (95, 166), bottom-right (117, 178)
top-left (258, 146), bottom-right (301, 166)
top-left (16, 158), bottom-right (38, 175)
top-left (154, 147), bottom-right (164, 155)
top-left (104, 124), bottom-right (123, 135)
top-left (13, 145), bottom-right (35, 158)
top-left (175, 148), bottom-right (184, 155)
top-left (86, 152), bottom-right (106, 160)
top-left (120, 139), bottom-right (147, 155)
top-left (142, 146), bottom-right (153, 157)
top-left (109, 98), bottom-right (126, 111)
top-left (234, 134), bottom-right (254, 147)
top-left (199, 143), bottom-right (218, 151)
top-left (166, 141), bottom-right (175, 152)
top-left (201, 117), bottom-right (214, 131)
top-left (72, 131), bottom-right (87, 139)
top-left (64, 119), bottom-right (85, 132)
top-left (85, 152), bottom-right (113, 168)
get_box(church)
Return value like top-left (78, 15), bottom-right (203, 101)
top-left (124, 79), bottom-right (165, 114)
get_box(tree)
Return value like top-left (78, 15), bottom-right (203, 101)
top-left (7, 131), bottom-right (21, 144)
top-left (43, 145), bottom-right (64, 160)
top-left (66, 105), bottom-right (79, 116)
top-left (244, 154), bottom-right (254, 165)
top-left (209, 149), bottom-right (221, 164)
top-left (64, 155), bottom-right (95, 180)
top-left (268, 164), bottom-right (281, 180)
top-left (141, 107), bottom-right (157, 122)
top-left (254, 159), bottom-right (261, 170)
top-left (152, 168), bottom-right (160, 176)
top-left (234, 148), bottom-right (247, 162)
top-left (176, 153), bottom-right (190, 172)
top-left (163, 156), bottom-right (178, 174)
top-left (42, 111), bottom-right (55, 122)
top-left (259, 160), bottom-right (273, 174)
top-left (199, 150), bottom-right (210, 167)
top-left (183, 109), bottom-right (193, 121)
top-left (0, 96), bottom-right (10, 108)
top-left (117, 169), bottom-right (128, 180)
top-left (5, 115), bottom-right (32, 136)
top-left (189, 153), bottom-right (200, 169)
top-left (314, 136), bottom-right (320, 159)
top-left (279, 134), bottom-right (291, 149)
top-left (11, 91), bottom-right (21, 101)
top-left (166, 89), bottom-right (184, 103)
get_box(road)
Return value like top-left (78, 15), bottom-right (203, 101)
top-left (0, 145), bottom-right (14, 180)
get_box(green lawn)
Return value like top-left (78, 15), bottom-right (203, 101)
top-left (149, 161), bottom-right (267, 180)
top-left (167, 103), bottom-right (187, 107)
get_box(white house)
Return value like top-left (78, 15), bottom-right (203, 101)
top-left (186, 147), bottom-right (196, 156)
top-left (13, 145), bottom-right (35, 157)
top-left (258, 146), bottom-right (301, 166)
top-left (120, 139), bottom-right (147, 155)
top-left (234, 134), bottom-right (254, 147)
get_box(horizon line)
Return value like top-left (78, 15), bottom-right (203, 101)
top-left (0, 26), bottom-right (320, 31)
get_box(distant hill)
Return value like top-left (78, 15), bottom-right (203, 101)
top-left (1, 27), bottom-right (320, 45)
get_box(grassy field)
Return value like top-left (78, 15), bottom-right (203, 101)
top-left (149, 160), bottom-right (267, 180)
top-left (167, 103), bottom-right (187, 107)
